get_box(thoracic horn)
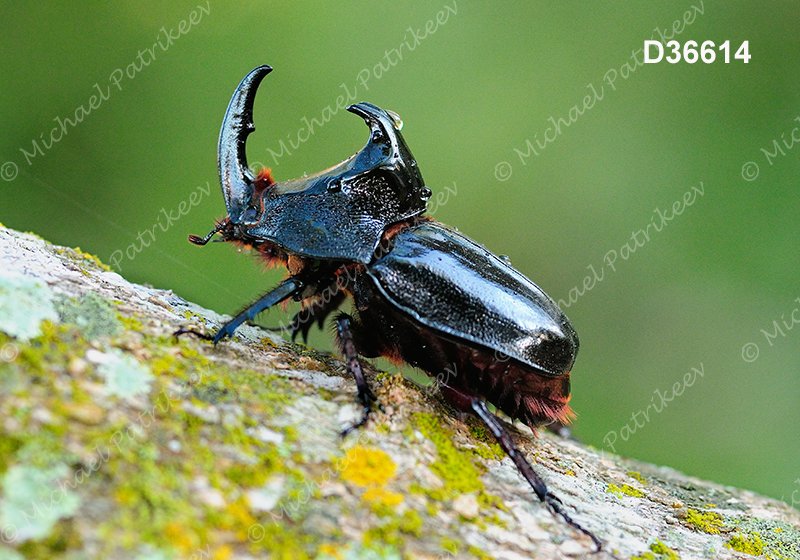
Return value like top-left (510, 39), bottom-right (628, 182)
top-left (217, 65), bottom-right (272, 224)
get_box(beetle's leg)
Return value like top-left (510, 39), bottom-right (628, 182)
top-left (176, 277), bottom-right (302, 345)
top-left (439, 384), bottom-right (601, 552)
top-left (289, 289), bottom-right (347, 343)
top-left (257, 277), bottom-right (348, 340)
top-left (335, 314), bottom-right (381, 436)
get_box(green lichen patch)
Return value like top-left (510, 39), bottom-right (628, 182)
top-left (117, 314), bottom-right (145, 333)
top-left (3, 320), bottom-right (93, 390)
top-left (4, 431), bottom-right (71, 473)
top-left (439, 536), bottom-right (461, 556)
top-left (0, 436), bottom-right (23, 477)
top-left (684, 508), bottom-right (724, 534)
top-left (57, 247), bottom-right (112, 273)
top-left (628, 471), bottom-right (647, 484)
top-left (722, 516), bottom-right (800, 559)
top-left (725, 533), bottom-right (765, 555)
top-left (16, 517), bottom-right (83, 560)
top-left (412, 412), bottom-right (506, 525)
top-left (54, 292), bottom-right (122, 340)
top-left (467, 544), bottom-right (494, 560)
top-left (145, 342), bottom-right (216, 401)
top-left (103, 438), bottom-right (212, 556)
top-left (465, 419), bottom-right (503, 461)
top-left (198, 367), bottom-right (301, 416)
top-left (93, 384), bottom-right (297, 557)
top-left (631, 538), bottom-right (680, 559)
top-left (0, 271), bottom-right (58, 341)
top-left (607, 483), bottom-right (645, 498)
top-left (414, 413), bottom-right (484, 498)
top-left (0, 464), bottom-right (81, 542)
top-left (90, 348), bottom-right (153, 399)
top-left (363, 510), bottom-right (423, 549)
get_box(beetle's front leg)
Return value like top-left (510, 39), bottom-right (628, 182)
top-left (335, 314), bottom-right (382, 436)
top-left (176, 277), bottom-right (302, 344)
top-left (439, 383), bottom-right (602, 553)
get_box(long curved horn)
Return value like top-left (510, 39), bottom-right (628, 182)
top-left (218, 65), bottom-right (272, 224)
top-left (346, 102), bottom-right (426, 201)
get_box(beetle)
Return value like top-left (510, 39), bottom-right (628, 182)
top-left (182, 65), bottom-right (600, 550)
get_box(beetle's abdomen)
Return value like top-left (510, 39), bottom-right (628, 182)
top-left (350, 294), bottom-right (572, 428)
top-left (452, 340), bottom-right (573, 426)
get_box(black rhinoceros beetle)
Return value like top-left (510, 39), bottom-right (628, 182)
top-left (183, 65), bottom-right (599, 550)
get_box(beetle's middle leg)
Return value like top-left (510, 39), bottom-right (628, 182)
top-left (439, 383), bottom-right (601, 552)
top-left (335, 314), bottom-right (382, 436)
top-left (288, 288), bottom-right (347, 343)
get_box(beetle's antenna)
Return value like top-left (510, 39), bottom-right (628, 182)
top-left (218, 65), bottom-right (272, 224)
top-left (188, 221), bottom-right (227, 246)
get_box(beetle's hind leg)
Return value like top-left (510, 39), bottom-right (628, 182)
top-left (439, 383), bottom-right (601, 552)
top-left (335, 314), bottom-right (383, 436)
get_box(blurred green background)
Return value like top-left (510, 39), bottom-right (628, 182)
top-left (2, 2), bottom-right (798, 506)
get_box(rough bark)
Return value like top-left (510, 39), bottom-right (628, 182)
top-left (0, 224), bottom-right (798, 560)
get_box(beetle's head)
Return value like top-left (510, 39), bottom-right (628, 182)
top-left (189, 65), bottom-right (429, 254)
